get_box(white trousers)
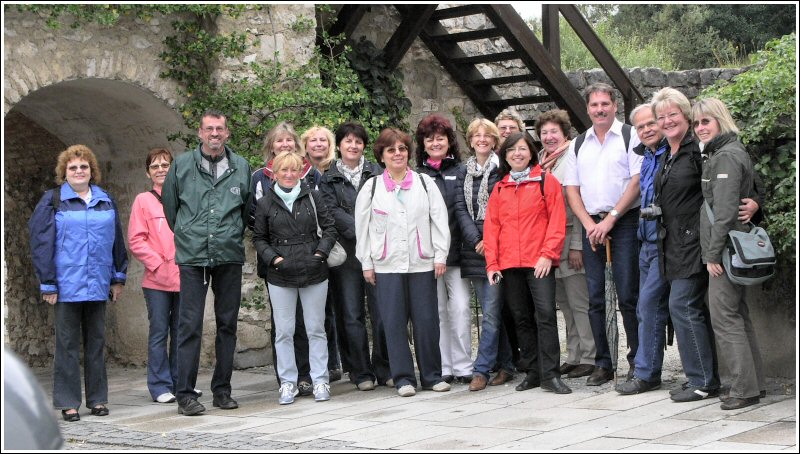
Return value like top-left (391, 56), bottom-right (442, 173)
top-left (437, 267), bottom-right (473, 376)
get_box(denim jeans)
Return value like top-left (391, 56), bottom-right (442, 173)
top-left (329, 264), bottom-right (379, 385)
top-left (269, 281), bottom-right (330, 386)
top-left (633, 241), bottom-right (670, 382)
top-left (669, 272), bottom-right (718, 389)
top-left (143, 288), bottom-right (180, 400)
top-left (176, 264), bottom-right (241, 403)
top-left (582, 210), bottom-right (640, 371)
top-left (471, 277), bottom-right (514, 378)
top-left (503, 268), bottom-right (560, 380)
top-left (53, 302), bottom-right (107, 410)
top-left (374, 271), bottom-right (442, 389)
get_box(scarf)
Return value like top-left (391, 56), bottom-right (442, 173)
top-left (510, 167), bottom-right (531, 185)
top-left (336, 156), bottom-right (364, 189)
top-left (425, 158), bottom-right (442, 170)
top-left (273, 183), bottom-right (301, 212)
top-left (539, 140), bottom-right (570, 173)
top-left (464, 155), bottom-right (495, 221)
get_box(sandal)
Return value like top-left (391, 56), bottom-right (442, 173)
top-left (90, 405), bottom-right (109, 416)
top-left (61, 409), bottom-right (80, 422)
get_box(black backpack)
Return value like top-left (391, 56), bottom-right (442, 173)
top-left (574, 123), bottom-right (633, 156)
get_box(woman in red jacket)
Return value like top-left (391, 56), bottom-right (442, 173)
top-left (484, 132), bottom-right (570, 394)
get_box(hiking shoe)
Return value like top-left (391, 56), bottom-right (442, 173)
top-left (297, 380), bottom-right (313, 396)
top-left (616, 377), bottom-right (661, 395)
top-left (178, 398), bottom-right (206, 416)
top-left (397, 385), bottom-right (416, 397)
top-left (314, 383), bottom-right (331, 402)
top-left (357, 380), bottom-right (376, 391)
top-left (671, 386), bottom-right (719, 402)
top-left (156, 392), bottom-right (176, 403)
top-left (430, 381), bottom-right (451, 392)
top-left (279, 382), bottom-right (299, 405)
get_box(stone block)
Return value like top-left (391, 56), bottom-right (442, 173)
top-left (236, 321), bottom-right (269, 351)
top-left (585, 69), bottom-right (611, 86)
top-left (722, 421), bottom-right (797, 446)
top-left (643, 67), bottom-right (667, 87)
top-left (666, 71), bottom-right (688, 87)
top-left (655, 420), bottom-right (767, 446)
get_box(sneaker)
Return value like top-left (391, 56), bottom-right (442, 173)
top-left (297, 380), bottom-right (313, 397)
top-left (615, 377), bottom-right (661, 395)
top-left (279, 382), bottom-right (299, 405)
top-left (430, 381), bottom-right (451, 392)
top-left (397, 385), bottom-right (416, 397)
top-left (669, 381), bottom-right (690, 396)
top-left (314, 383), bottom-right (331, 402)
top-left (194, 389), bottom-right (203, 397)
top-left (156, 392), bottom-right (176, 403)
top-left (385, 378), bottom-right (395, 387)
top-left (671, 386), bottom-right (719, 402)
top-left (357, 380), bottom-right (376, 391)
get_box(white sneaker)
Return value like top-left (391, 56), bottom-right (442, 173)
top-left (279, 382), bottom-right (299, 405)
top-left (397, 385), bottom-right (416, 397)
top-left (194, 389), bottom-right (203, 397)
top-left (156, 392), bottom-right (176, 403)
top-left (314, 383), bottom-right (331, 402)
top-left (385, 378), bottom-right (395, 387)
top-left (431, 381), bottom-right (451, 392)
top-left (357, 380), bottom-right (376, 391)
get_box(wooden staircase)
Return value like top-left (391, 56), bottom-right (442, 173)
top-left (322, 4), bottom-right (644, 132)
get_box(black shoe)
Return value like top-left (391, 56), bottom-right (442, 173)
top-left (586, 367), bottom-right (614, 386)
top-left (442, 375), bottom-right (454, 384)
top-left (541, 376), bottom-right (572, 394)
top-left (298, 381), bottom-right (313, 396)
top-left (61, 409), bottom-right (80, 422)
top-left (212, 393), bottom-right (239, 410)
top-left (717, 384), bottom-right (767, 401)
top-left (671, 386), bottom-right (719, 402)
top-left (90, 405), bottom-right (109, 416)
top-left (515, 373), bottom-right (540, 391)
top-left (720, 396), bottom-right (760, 410)
top-left (329, 369), bottom-right (343, 383)
top-left (455, 375), bottom-right (473, 384)
top-left (567, 364), bottom-right (595, 379)
top-left (626, 368), bottom-right (635, 382)
top-left (616, 377), bottom-right (661, 395)
top-left (178, 398), bottom-right (206, 416)
top-left (558, 362), bottom-right (577, 375)
top-left (670, 381), bottom-right (690, 396)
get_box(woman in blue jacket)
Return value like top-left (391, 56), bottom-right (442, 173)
top-left (29, 145), bottom-right (128, 422)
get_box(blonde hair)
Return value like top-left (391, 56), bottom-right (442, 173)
top-left (466, 118), bottom-right (500, 152)
top-left (261, 121), bottom-right (303, 163)
top-left (494, 108), bottom-right (525, 132)
top-left (55, 144), bottom-right (101, 185)
top-left (271, 151), bottom-right (305, 176)
top-left (300, 126), bottom-right (336, 172)
top-left (651, 87), bottom-right (691, 122)
top-left (691, 98), bottom-right (740, 135)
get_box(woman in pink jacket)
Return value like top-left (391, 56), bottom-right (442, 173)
top-left (128, 148), bottom-right (182, 404)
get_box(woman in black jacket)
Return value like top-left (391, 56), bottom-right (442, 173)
top-left (318, 121), bottom-right (391, 391)
top-left (253, 152), bottom-right (337, 405)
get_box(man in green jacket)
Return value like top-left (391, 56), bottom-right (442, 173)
top-left (162, 109), bottom-right (251, 416)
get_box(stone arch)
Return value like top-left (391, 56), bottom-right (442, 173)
top-left (3, 78), bottom-right (187, 366)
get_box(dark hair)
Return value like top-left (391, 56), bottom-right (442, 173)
top-left (584, 82), bottom-right (617, 105)
top-left (145, 148), bottom-right (174, 171)
top-left (372, 128), bottom-right (412, 168)
top-left (534, 109), bottom-right (572, 139)
top-left (334, 121), bottom-right (369, 148)
top-left (497, 132), bottom-right (539, 178)
top-left (199, 109), bottom-right (227, 128)
top-left (414, 113), bottom-right (461, 165)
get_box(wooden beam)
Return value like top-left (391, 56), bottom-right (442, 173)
top-left (427, 28), bottom-right (503, 42)
top-left (429, 5), bottom-right (484, 20)
top-left (542, 4), bottom-right (560, 67)
top-left (384, 5), bottom-right (438, 70)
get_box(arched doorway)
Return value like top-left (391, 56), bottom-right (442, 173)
top-left (3, 78), bottom-right (187, 366)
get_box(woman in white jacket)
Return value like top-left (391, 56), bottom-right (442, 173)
top-left (355, 128), bottom-right (451, 397)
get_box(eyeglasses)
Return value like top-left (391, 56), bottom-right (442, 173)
top-left (656, 111), bottom-right (683, 123)
top-left (692, 118), bottom-right (714, 128)
top-left (499, 126), bottom-right (519, 131)
top-left (149, 163), bottom-right (171, 170)
top-left (202, 126), bottom-right (227, 133)
top-left (384, 146), bottom-right (409, 154)
top-left (506, 146), bottom-right (530, 154)
top-left (67, 164), bottom-right (90, 172)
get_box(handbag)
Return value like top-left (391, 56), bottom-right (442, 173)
top-left (704, 201), bottom-right (775, 285)
top-left (308, 193), bottom-right (347, 267)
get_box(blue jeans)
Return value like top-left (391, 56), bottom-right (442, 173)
top-left (53, 302), bottom-right (108, 410)
top-left (633, 241), bottom-right (670, 382)
top-left (669, 272), bottom-right (719, 389)
top-left (143, 288), bottom-right (180, 400)
top-left (471, 278), bottom-right (514, 378)
top-left (582, 210), bottom-right (640, 371)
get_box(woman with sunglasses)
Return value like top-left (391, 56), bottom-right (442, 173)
top-left (29, 145), bottom-right (128, 422)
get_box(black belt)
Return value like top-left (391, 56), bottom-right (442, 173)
top-left (273, 235), bottom-right (315, 246)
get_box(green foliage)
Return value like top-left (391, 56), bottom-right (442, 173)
top-left (702, 34), bottom-right (796, 264)
top-left (241, 280), bottom-right (267, 311)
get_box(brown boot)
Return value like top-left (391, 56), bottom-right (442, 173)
top-left (469, 374), bottom-right (488, 391)
top-left (489, 369), bottom-right (514, 386)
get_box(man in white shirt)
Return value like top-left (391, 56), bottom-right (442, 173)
top-left (561, 83), bottom-right (642, 386)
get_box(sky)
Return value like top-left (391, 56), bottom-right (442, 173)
top-left (509, 2), bottom-right (543, 20)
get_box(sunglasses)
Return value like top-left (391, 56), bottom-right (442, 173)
top-left (693, 118), bottom-right (714, 128)
top-left (67, 164), bottom-right (90, 172)
top-left (149, 163), bottom-right (171, 170)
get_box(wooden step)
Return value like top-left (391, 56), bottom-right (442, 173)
top-left (427, 28), bottom-right (503, 42)
top-left (429, 5), bottom-right (485, 20)
top-left (468, 74), bottom-right (539, 86)
top-left (450, 51), bottom-right (518, 65)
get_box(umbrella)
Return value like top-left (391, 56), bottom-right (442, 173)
top-left (603, 238), bottom-right (619, 384)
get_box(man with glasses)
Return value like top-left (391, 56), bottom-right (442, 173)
top-left (561, 83), bottom-right (642, 386)
top-left (162, 109), bottom-right (251, 416)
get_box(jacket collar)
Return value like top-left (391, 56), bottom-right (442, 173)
top-left (382, 168), bottom-right (414, 191)
top-left (497, 164), bottom-right (544, 187)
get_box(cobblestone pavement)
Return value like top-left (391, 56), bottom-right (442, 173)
top-left (32, 311), bottom-right (797, 451)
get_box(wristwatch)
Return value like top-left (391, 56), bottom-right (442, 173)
top-left (609, 209), bottom-right (619, 218)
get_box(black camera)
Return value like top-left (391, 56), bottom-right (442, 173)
top-left (640, 203), bottom-right (662, 220)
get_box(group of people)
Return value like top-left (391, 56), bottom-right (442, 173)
top-left (28, 81), bottom-right (766, 422)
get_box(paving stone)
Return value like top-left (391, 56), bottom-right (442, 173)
top-left (327, 419), bottom-right (461, 448)
top-left (722, 421), bottom-right (796, 446)
top-left (673, 398), bottom-right (768, 421)
top-left (563, 436), bottom-right (645, 450)
top-left (440, 406), bottom-right (614, 432)
top-left (654, 419), bottom-right (767, 446)
top-left (410, 402), bottom-right (507, 421)
top-left (608, 417), bottom-right (706, 439)
top-left (629, 442), bottom-right (692, 450)
top-left (696, 441), bottom-right (792, 450)
top-left (729, 398), bottom-right (797, 422)
top-left (350, 400), bottom-right (460, 422)
top-left (491, 416), bottom-right (646, 450)
top-left (241, 413), bottom-right (335, 434)
top-left (256, 418), bottom-right (379, 443)
top-left (394, 426), bottom-right (532, 450)
top-left (562, 389), bottom-right (670, 411)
